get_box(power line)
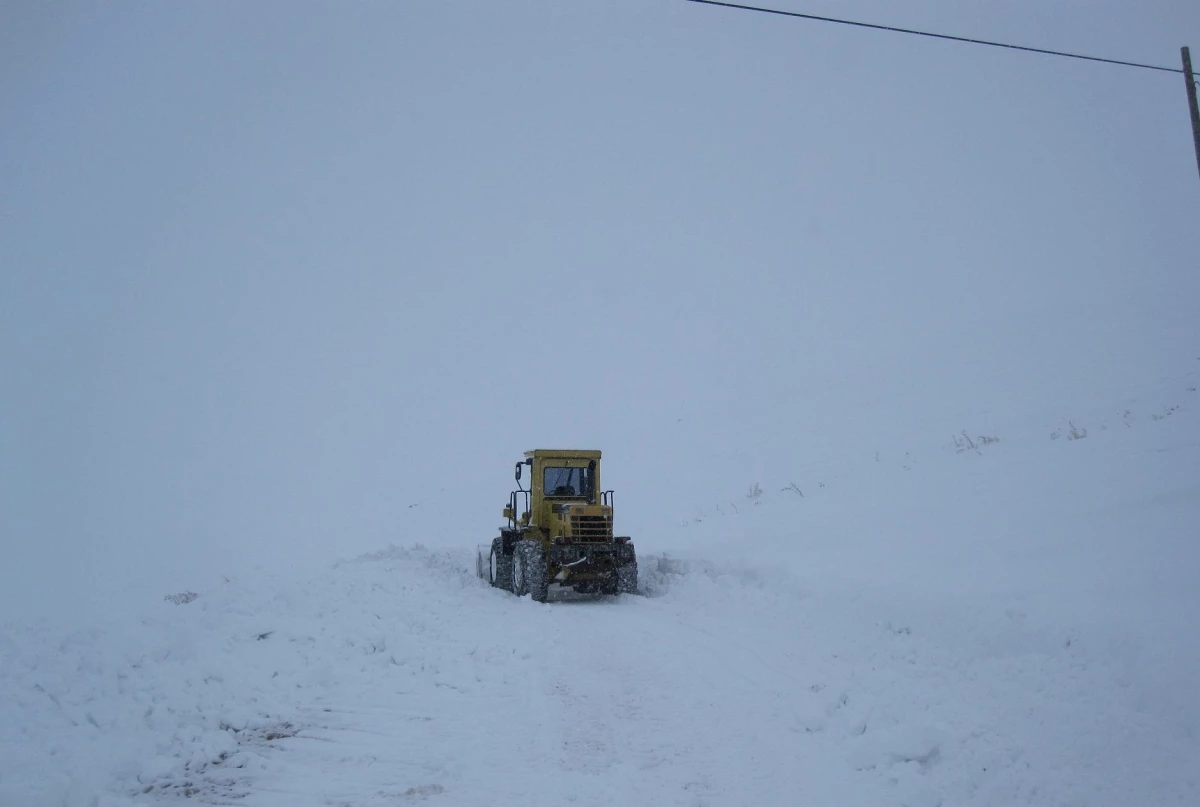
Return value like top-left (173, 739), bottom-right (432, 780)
top-left (687, 0), bottom-right (1184, 75)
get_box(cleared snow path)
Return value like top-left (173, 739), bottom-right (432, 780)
top-left (4, 544), bottom-right (1197, 807)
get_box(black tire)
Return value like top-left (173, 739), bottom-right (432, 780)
top-left (514, 540), bottom-right (549, 603)
top-left (489, 537), bottom-right (513, 591)
top-left (510, 542), bottom-right (529, 596)
top-left (616, 561), bottom-right (638, 595)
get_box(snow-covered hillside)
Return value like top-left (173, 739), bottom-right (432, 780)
top-left (3, 367), bottom-right (1197, 807)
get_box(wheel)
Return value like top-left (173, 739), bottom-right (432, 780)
top-left (489, 537), bottom-right (513, 591)
top-left (616, 561), bottom-right (638, 595)
top-left (514, 540), bottom-right (548, 602)
top-left (511, 542), bottom-right (529, 596)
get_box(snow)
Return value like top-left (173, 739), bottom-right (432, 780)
top-left (2, 367), bottom-right (1198, 806)
top-left (5, 1), bottom-right (1199, 803)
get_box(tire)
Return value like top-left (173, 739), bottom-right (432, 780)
top-left (616, 561), bottom-right (638, 595)
top-left (511, 542), bottom-right (529, 596)
top-left (489, 537), bottom-right (513, 591)
top-left (514, 540), bottom-right (549, 603)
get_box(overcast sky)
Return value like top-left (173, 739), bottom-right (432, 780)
top-left (3, 0), bottom-right (1198, 621)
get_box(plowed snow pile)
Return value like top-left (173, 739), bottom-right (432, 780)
top-left (3, 371), bottom-right (1198, 806)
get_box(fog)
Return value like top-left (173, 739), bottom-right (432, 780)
top-left (3, 0), bottom-right (1198, 622)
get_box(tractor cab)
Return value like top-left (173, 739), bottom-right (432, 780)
top-left (506, 450), bottom-right (612, 541)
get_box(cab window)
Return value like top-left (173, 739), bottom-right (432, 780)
top-left (543, 465), bottom-right (593, 499)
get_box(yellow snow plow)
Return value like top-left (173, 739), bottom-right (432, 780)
top-left (476, 449), bottom-right (637, 602)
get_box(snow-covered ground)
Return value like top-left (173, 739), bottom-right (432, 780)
top-left (3, 367), bottom-right (1198, 807)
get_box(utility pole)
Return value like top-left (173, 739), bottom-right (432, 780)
top-left (1183, 47), bottom-right (1200, 183)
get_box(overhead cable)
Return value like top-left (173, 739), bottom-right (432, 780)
top-left (687, 0), bottom-right (1185, 75)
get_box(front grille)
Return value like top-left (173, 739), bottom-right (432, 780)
top-left (570, 514), bottom-right (613, 541)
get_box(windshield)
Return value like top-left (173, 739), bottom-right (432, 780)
top-left (543, 465), bottom-right (594, 499)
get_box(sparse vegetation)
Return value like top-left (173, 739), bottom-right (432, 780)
top-left (1152, 406), bottom-right (1179, 421)
top-left (953, 431), bottom-right (998, 454)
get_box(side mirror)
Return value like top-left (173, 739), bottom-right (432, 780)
top-left (515, 461), bottom-right (522, 482)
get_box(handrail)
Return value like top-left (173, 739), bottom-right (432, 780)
top-left (508, 489), bottom-right (531, 528)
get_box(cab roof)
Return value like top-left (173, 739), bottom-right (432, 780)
top-left (524, 449), bottom-right (602, 460)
